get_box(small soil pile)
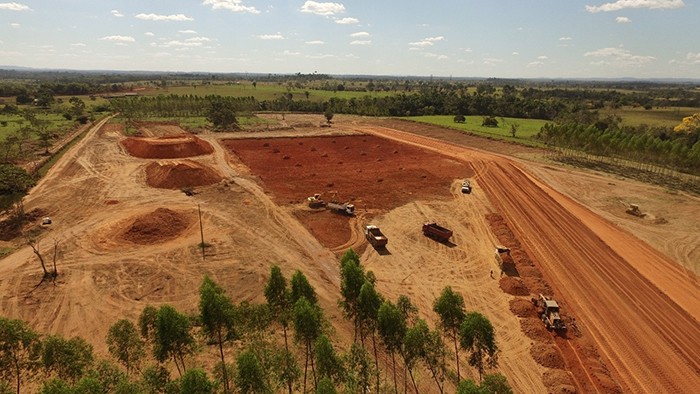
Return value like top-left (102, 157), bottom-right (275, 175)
top-left (543, 369), bottom-right (576, 394)
top-left (509, 298), bottom-right (537, 317)
top-left (531, 343), bottom-right (565, 369)
top-left (499, 276), bottom-right (530, 295)
top-left (122, 135), bottom-right (213, 159)
top-left (120, 208), bottom-right (190, 244)
top-left (520, 317), bottom-right (552, 342)
top-left (146, 160), bottom-right (222, 189)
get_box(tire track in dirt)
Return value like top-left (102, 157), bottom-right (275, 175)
top-left (361, 125), bottom-right (700, 394)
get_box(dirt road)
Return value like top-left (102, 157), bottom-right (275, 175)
top-left (360, 125), bottom-right (700, 393)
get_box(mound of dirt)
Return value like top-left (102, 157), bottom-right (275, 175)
top-left (510, 298), bottom-right (537, 317)
top-left (543, 369), bottom-right (576, 390)
top-left (120, 208), bottom-right (190, 244)
top-left (520, 317), bottom-right (552, 342)
top-left (499, 276), bottom-right (530, 295)
top-left (531, 343), bottom-right (565, 369)
top-left (122, 135), bottom-right (213, 159)
top-left (145, 160), bottom-right (222, 189)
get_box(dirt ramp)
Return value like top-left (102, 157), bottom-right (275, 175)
top-left (120, 208), bottom-right (191, 244)
top-left (146, 160), bottom-right (222, 189)
top-left (122, 135), bottom-right (213, 159)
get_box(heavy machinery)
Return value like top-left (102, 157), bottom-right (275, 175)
top-left (494, 245), bottom-right (511, 272)
top-left (461, 179), bottom-right (472, 194)
top-left (422, 222), bottom-right (453, 242)
top-left (533, 294), bottom-right (566, 331)
top-left (307, 191), bottom-right (355, 215)
top-left (626, 203), bottom-right (645, 217)
top-left (364, 225), bottom-right (388, 247)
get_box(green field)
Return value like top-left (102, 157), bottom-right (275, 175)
top-left (403, 115), bottom-right (549, 145)
top-left (600, 106), bottom-right (699, 127)
top-left (139, 82), bottom-right (393, 102)
top-left (0, 112), bottom-right (75, 140)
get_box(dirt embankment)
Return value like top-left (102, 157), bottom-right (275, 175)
top-left (119, 208), bottom-right (191, 244)
top-left (122, 135), bottom-right (214, 159)
top-left (145, 160), bottom-right (223, 189)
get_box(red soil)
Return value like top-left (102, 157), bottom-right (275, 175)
top-left (122, 135), bottom-right (213, 159)
top-left (120, 208), bottom-right (190, 244)
top-left (145, 160), bottom-right (223, 189)
top-left (222, 135), bottom-right (469, 211)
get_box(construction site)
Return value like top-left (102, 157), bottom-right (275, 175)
top-left (0, 114), bottom-right (698, 393)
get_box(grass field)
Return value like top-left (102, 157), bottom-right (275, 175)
top-left (139, 82), bottom-right (393, 102)
top-left (403, 115), bottom-right (549, 146)
top-left (600, 106), bottom-right (699, 127)
top-left (0, 113), bottom-right (75, 140)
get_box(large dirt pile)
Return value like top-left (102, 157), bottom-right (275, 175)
top-left (122, 135), bottom-right (213, 159)
top-left (531, 343), bottom-right (566, 369)
top-left (120, 208), bottom-right (190, 244)
top-left (146, 160), bottom-right (222, 189)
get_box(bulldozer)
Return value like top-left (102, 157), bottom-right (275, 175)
top-left (533, 294), bottom-right (566, 331)
top-left (625, 204), bottom-right (645, 218)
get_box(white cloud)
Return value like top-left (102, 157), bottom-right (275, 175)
top-left (560, 36), bottom-right (573, 41)
top-left (538, 55), bottom-right (548, 59)
top-left (300, 1), bottom-right (345, 16)
top-left (111, 10), bottom-right (123, 17)
top-left (161, 40), bottom-right (203, 48)
top-left (584, 47), bottom-right (656, 66)
top-left (258, 33), bottom-right (285, 40)
top-left (335, 17), bottom-right (358, 24)
top-left (71, 43), bottom-right (86, 47)
top-left (0, 2), bottom-right (31, 11)
top-left (306, 40), bottom-right (325, 45)
top-left (306, 53), bottom-right (335, 59)
top-left (145, 32), bottom-right (155, 37)
top-left (351, 31), bottom-right (370, 37)
top-left (528, 61), bottom-right (544, 66)
top-left (179, 30), bottom-right (197, 34)
top-left (408, 36), bottom-right (445, 48)
top-left (464, 48), bottom-right (473, 53)
top-left (685, 52), bottom-right (700, 63)
top-left (100, 35), bottom-right (136, 43)
top-left (202, 0), bottom-right (260, 14)
top-left (483, 57), bottom-right (504, 65)
top-left (186, 37), bottom-right (210, 42)
top-left (10, 22), bottom-right (19, 28)
top-left (135, 13), bottom-right (194, 21)
top-left (350, 40), bottom-right (371, 45)
top-left (586, 0), bottom-right (684, 13)
top-left (512, 52), bottom-right (519, 56)
top-left (616, 16), bottom-right (631, 22)
top-left (283, 50), bottom-right (301, 56)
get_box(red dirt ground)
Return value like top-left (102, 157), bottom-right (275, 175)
top-left (122, 135), bottom-right (214, 159)
top-left (145, 160), bottom-right (223, 189)
top-left (119, 208), bottom-right (190, 244)
top-left (223, 135), bottom-right (470, 210)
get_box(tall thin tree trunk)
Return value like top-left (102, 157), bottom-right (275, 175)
top-left (217, 330), bottom-right (229, 393)
top-left (453, 330), bottom-right (460, 382)
top-left (303, 345), bottom-right (309, 394)
top-left (310, 342), bottom-right (317, 389)
top-left (372, 332), bottom-right (379, 394)
top-left (392, 352), bottom-right (398, 394)
top-left (14, 358), bottom-right (20, 394)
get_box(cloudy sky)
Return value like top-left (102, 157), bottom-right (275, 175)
top-left (1, 0), bottom-right (698, 78)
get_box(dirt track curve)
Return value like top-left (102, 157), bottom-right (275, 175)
top-left (360, 126), bottom-right (700, 394)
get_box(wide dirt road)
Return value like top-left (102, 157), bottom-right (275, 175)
top-left (361, 125), bottom-right (700, 393)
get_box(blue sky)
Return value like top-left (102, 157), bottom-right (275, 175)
top-left (1, 0), bottom-right (698, 78)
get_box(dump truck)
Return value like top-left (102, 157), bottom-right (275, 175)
top-left (364, 225), bottom-right (388, 247)
top-left (327, 201), bottom-right (355, 215)
top-left (422, 222), bottom-right (453, 242)
top-left (533, 294), bottom-right (566, 331)
top-left (461, 180), bottom-right (472, 194)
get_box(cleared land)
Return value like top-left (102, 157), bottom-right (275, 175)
top-left (0, 115), bottom-right (698, 393)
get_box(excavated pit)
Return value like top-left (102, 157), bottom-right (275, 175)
top-left (122, 135), bottom-right (214, 159)
top-left (145, 160), bottom-right (223, 189)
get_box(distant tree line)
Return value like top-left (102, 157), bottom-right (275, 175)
top-left (0, 251), bottom-right (512, 393)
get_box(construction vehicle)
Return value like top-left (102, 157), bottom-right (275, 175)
top-left (307, 191), bottom-right (355, 215)
top-left (327, 201), bottom-right (355, 215)
top-left (307, 193), bottom-right (326, 208)
top-left (626, 204), bottom-right (645, 217)
top-left (364, 225), bottom-right (388, 247)
top-left (422, 222), bottom-right (453, 242)
top-left (461, 180), bottom-right (472, 194)
top-left (41, 217), bottom-right (52, 225)
top-left (494, 245), bottom-right (511, 271)
top-left (533, 294), bottom-right (566, 331)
